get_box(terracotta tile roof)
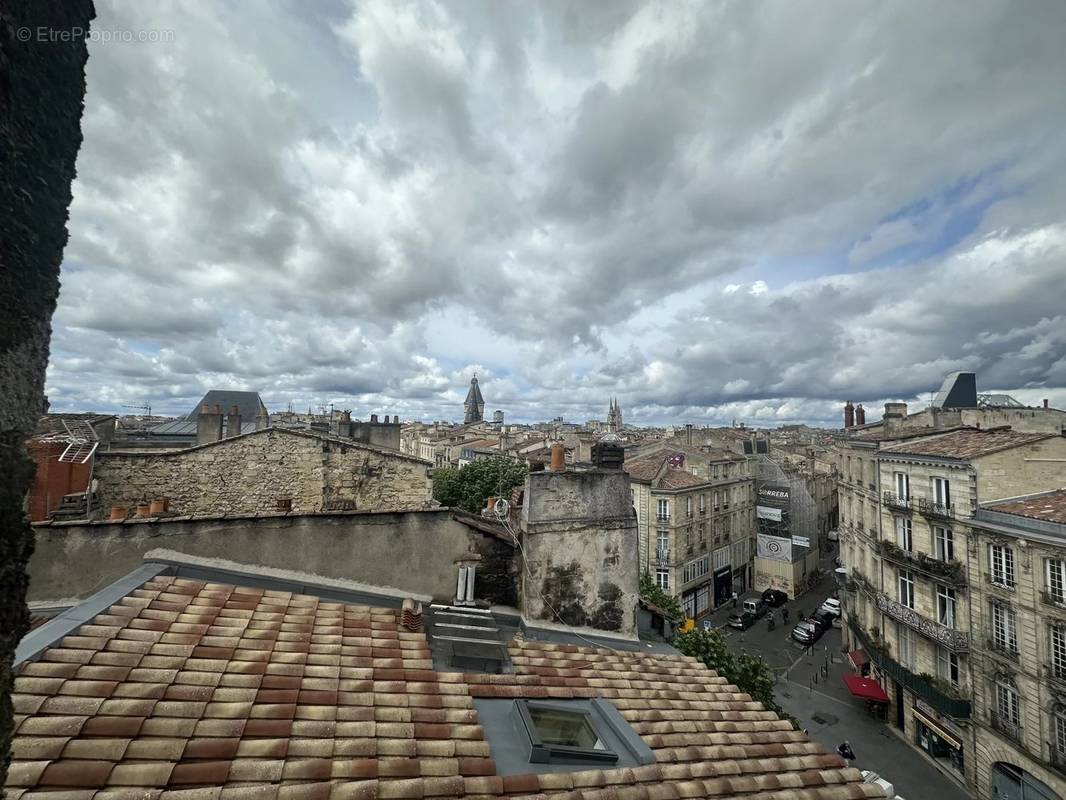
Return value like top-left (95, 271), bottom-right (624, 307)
top-left (878, 428), bottom-right (1055, 460)
top-left (7, 575), bottom-right (882, 799)
top-left (983, 489), bottom-right (1066, 524)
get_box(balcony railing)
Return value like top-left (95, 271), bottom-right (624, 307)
top-left (984, 573), bottom-right (1016, 592)
top-left (1040, 589), bottom-right (1066, 609)
top-left (1046, 661), bottom-right (1066, 688)
top-left (877, 541), bottom-right (967, 587)
top-left (656, 547), bottom-right (670, 566)
top-left (990, 712), bottom-right (1023, 745)
top-left (883, 491), bottom-right (912, 512)
top-left (848, 619), bottom-right (971, 718)
top-left (918, 498), bottom-right (955, 520)
top-left (876, 593), bottom-right (969, 651)
top-left (656, 514), bottom-right (670, 523)
top-left (986, 637), bottom-right (1019, 662)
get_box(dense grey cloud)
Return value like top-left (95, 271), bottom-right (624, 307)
top-left (47, 0), bottom-right (1066, 426)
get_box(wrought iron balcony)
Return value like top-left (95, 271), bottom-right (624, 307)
top-left (848, 619), bottom-right (971, 718)
top-left (883, 491), bottom-right (912, 512)
top-left (986, 637), bottom-right (1019, 662)
top-left (655, 547), bottom-right (670, 566)
top-left (918, 498), bottom-right (955, 520)
top-left (1045, 661), bottom-right (1066, 689)
top-left (1040, 589), bottom-right (1066, 610)
top-left (990, 712), bottom-right (1023, 745)
top-left (984, 573), bottom-right (1016, 592)
top-left (877, 541), bottom-right (967, 587)
top-left (876, 593), bottom-right (969, 651)
top-left (656, 514), bottom-right (670, 523)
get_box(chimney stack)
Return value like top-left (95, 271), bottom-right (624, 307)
top-left (226, 404), bottom-right (242, 438)
top-left (197, 404), bottom-right (223, 446)
top-left (882, 402), bottom-right (908, 435)
top-left (844, 401), bottom-right (855, 429)
top-left (371, 414), bottom-right (379, 423)
top-left (337, 410), bottom-right (351, 438)
top-left (685, 423), bottom-right (693, 446)
top-left (855, 404), bottom-right (866, 426)
top-left (255, 406), bottom-right (269, 431)
top-left (550, 442), bottom-right (565, 472)
top-left (1044, 398), bottom-right (1050, 409)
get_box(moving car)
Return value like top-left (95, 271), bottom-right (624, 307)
top-left (761, 588), bottom-right (788, 607)
top-left (742, 598), bottom-right (768, 618)
top-left (791, 619), bottom-right (824, 645)
top-left (819, 597), bottom-right (842, 618)
top-left (728, 611), bottom-right (756, 630)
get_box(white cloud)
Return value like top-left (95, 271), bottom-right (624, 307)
top-left (45, 0), bottom-right (1066, 426)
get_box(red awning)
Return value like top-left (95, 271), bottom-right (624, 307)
top-left (848, 649), bottom-right (869, 669)
top-left (843, 673), bottom-right (889, 703)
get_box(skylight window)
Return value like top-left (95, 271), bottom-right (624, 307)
top-left (517, 701), bottom-right (616, 763)
top-left (472, 696), bottom-right (654, 774)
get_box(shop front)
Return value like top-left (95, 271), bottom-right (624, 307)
top-left (712, 566), bottom-right (732, 607)
top-left (681, 581), bottom-right (713, 621)
top-left (913, 703), bottom-right (965, 777)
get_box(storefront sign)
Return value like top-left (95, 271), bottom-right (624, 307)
top-left (791, 535), bottom-right (811, 548)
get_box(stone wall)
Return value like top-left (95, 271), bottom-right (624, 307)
top-left (28, 509), bottom-right (513, 606)
top-left (95, 428), bottom-right (431, 516)
top-left (520, 470), bottom-right (640, 637)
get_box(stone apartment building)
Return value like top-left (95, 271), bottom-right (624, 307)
top-left (966, 490), bottom-right (1066, 799)
top-left (625, 446), bottom-right (756, 619)
top-left (838, 408), bottom-right (1066, 797)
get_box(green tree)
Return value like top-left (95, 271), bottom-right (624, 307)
top-left (672, 627), bottom-right (793, 723)
top-left (432, 456), bottom-right (528, 513)
top-left (639, 570), bottom-right (683, 622)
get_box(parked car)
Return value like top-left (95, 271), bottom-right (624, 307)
top-left (819, 597), bottom-right (842, 618)
top-left (728, 611), bottom-right (756, 630)
top-left (810, 610), bottom-right (835, 632)
top-left (742, 598), bottom-right (768, 618)
top-left (761, 588), bottom-right (788, 607)
top-left (791, 619), bottom-right (824, 645)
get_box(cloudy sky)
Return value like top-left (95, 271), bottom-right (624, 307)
top-left (47, 0), bottom-right (1066, 426)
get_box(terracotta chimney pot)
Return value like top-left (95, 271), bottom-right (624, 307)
top-left (109, 506), bottom-right (128, 521)
top-left (550, 442), bottom-right (565, 472)
top-left (135, 503), bottom-right (151, 518)
top-left (149, 499), bottom-right (166, 515)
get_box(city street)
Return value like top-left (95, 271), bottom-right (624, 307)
top-left (704, 570), bottom-right (974, 800)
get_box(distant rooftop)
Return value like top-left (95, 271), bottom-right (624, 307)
top-left (982, 489), bottom-right (1066, 525)
top-left (185, 390), bottom-right (267, 421)
top-left (878, 428), bottom-right (1055, 460)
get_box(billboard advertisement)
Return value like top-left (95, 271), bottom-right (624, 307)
top-left (757, 533), bottom-right (792, 562)
top-left (757, 505), bottom-right (783, 521)
top-left (757, 484), bottom-right (790, 506)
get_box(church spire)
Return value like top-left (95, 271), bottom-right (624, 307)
top-left (463, 374), bottom-right (485, 424)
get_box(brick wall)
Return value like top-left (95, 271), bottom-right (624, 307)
top-left (25, 440), bottom-right (91, 521)
top-left (94, 429), bottom-right (431, 516)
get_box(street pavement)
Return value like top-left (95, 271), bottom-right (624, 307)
top-left (704, 565), bottom-right (974, 800)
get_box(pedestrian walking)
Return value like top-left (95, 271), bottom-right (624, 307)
top-left (731, 591), bottom-right (738, 609)
top-left (783, 607), bottom-right (790, 624)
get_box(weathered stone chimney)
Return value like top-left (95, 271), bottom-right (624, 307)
top-left (844, 401), bottom-right (855, 429)
top-left (226, 405), bottom-right (242, 438)
top-left (550, 442), bottom-right (566, 472)
top-left (337, 410), bottom-right (351, 438)
top-left (882, 402), bottom-right (907, 436)
top-left (1044, 398), bottom-right (1050, 409)
top-left (255, 406), bottom-right (269, 430)
top-left (196, 404), bottom-right (223, 446)
top-left (685, 423), bottom-right (693, 446)
top-left (855, 404), bottom-right (866, 426)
